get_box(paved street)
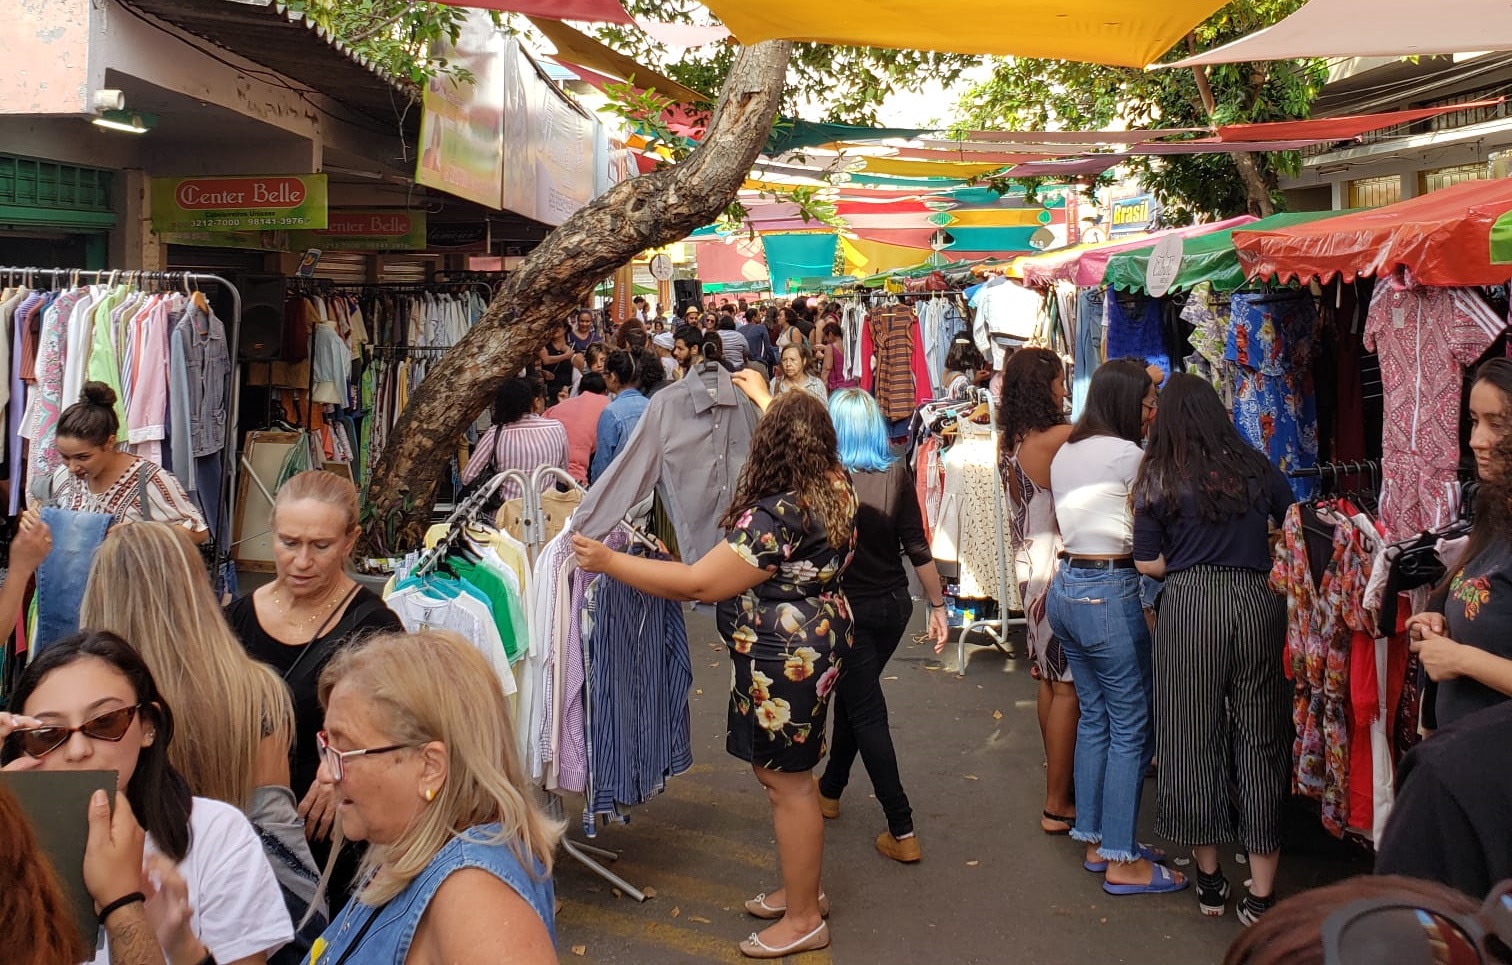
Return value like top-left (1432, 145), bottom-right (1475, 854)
top-left (554, 603), bottom-right (1371, 964)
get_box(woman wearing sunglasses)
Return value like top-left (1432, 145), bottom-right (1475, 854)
top-left (304, 630), bottom-right (561, 964)
top-left (1, 630), bottom-right (293, 964)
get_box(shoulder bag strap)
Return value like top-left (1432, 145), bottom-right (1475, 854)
top-left (137, 462), bottom-right (157, 522)
top-left (278, 583), bottom-right (363, 683)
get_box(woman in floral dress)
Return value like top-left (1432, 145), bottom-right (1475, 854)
top-left (573, 386), bottom-right (856, 961)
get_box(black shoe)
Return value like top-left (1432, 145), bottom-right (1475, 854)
top-left (1197, 871), bottom-right (1230, 918)
top-left (1237, 892), bottom-right (1276, 927)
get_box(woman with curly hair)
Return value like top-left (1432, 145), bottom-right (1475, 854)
top-left (997, 347), bottom-right (1079, 835)
top-left (573, 383), bottom-right (856, 960)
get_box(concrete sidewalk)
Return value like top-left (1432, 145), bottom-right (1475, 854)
top-left (553, 604), bottom-right (1369, 964)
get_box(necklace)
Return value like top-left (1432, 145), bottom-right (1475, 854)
top-left (276, 581), bottom-right (346, 630)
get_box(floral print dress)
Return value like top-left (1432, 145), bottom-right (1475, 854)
top-left (717, 484), bottom-right (858, 771)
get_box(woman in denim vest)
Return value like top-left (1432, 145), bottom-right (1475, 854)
top-left (306, 631), bottom-right (563, 964)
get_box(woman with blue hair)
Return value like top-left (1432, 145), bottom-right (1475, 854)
top-left (816, 389), bottom-right (949, 863)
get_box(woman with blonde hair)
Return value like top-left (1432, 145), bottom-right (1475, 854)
top-left (81, 521), bottom-right (328, 962)
top-left (225, 470), bottom-right (402, 911)
top-left (308, 630), bottom-right (562, 962)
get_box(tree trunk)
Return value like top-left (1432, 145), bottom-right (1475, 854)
top-left (360, 40), bottom-right (794, 553)
top-left (1188, 52), bottom-right (1275, 219)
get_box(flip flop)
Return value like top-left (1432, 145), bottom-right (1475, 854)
top-left (1103, 863), bottom-right (1189, 896)
top-left (1041, 810), bottom-right (1076, 835)
top-left (1084, 844), bottom-right (1168, 873)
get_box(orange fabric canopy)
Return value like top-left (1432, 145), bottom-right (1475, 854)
top-left (1233, 179), bottom-right (1512, 287)
top-left (1216, 100), bottom-right (1503, 142)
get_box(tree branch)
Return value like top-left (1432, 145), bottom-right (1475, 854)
top-left (360, 40), bottom-right (794, 548)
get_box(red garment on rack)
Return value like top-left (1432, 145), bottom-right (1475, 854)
top-left (860, 304), bottom-right (932, 422)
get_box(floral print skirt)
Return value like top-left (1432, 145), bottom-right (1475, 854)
top-left (727, 641), bottom-right (842, 772)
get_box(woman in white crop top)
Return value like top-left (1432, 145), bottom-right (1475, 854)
top-left (1045, 359), bottom-right (1186, 897)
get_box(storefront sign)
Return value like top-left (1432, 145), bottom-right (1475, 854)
top-left (156, 229), bottom-right (289, 251)
top-left (152, 175), bottom-right (328, 232)
top-left (416, 11), bottom-right (505, 209)
top-left (288, 210), bottom-right (427, 252)
top-left (1145, 233), bottom-right (1184, 298)
top-left (427, 222), bottom-right (490, 252)
top-left (1110, 194), bottom-right (1159, 236)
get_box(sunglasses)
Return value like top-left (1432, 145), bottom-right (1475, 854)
top-left (1323, 881), bottom-right (1512, 965)
top-left (13, 704), bottom-right (142, 759)
top-left (316, 730), bottom-right (420, 782)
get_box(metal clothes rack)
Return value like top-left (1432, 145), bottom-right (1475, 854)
top-left (519, 465), bottom-right (649, 902)
top-left (955, 386), bottom-right (1024, 677)
top-left (0, 267), bottom-right (243, 575)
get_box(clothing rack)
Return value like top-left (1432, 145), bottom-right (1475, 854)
top-left (1286, 459), bottom-right (1381, 479)
top-left (413, 471), bottom-right (516, 579)
top-left (520, 465), bottom-right (649, 903)
top-left (368, 345), bottom-right (452, 357)
top-left (956, 386), bottom-right (1024, 676)
top-left (0, 267), bottom-right (244, 577)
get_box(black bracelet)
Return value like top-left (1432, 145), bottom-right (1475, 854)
top-left (97, 891), bottom-right (145, 925)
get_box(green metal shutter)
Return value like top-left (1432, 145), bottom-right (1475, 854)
top-left (0, 154), bottom-right (116, 230)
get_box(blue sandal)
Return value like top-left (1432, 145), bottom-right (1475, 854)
top-left (1102, 862), bottom-right (1189, 896)
top-left (1084, 844), bottom-right (1167, 874)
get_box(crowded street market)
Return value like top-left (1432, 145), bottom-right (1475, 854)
top-left (5, 0), bottom-right (1512, 962)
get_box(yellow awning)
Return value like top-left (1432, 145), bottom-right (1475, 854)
top-left (700, 0), bottom-right (1230, 67)
top-left (528, 17), bottom-right (707, 105)
top-left (842, 236), bottom-right (931, 274)
top-left (948, 209), bottom-right (1047, 227)
top-left (859, 157), bottom-right (1009, 179)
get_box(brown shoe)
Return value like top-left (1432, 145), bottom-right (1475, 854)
top-left (875, 831), bottom-right (921, 863)
top-left (816, 776), bottom-right (840, 819)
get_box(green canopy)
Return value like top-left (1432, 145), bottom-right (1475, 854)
top-left (594, 281), bottom-right (657, 297)
top-left (704, 280), bottom-right (772, 294)
top-left (1104, 210), bottom-right (1359, 295)
top-left (765, 120), bottom-right (934, 155)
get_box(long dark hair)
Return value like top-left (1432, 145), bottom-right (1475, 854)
top-left (720, 390), bottom-right (854, 549)
top-left (998, 347), bottom-right (1066, 451)
top-left (4, 630), bottom-right (193, 861)
top-left (1135, 373), bottom-right (1275, 522)
top-left (1449, 357), bottom-right (1512, 576)
top-left (1069, 357), bottom-right (1151, 445)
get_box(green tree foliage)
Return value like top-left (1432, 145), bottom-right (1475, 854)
top-left (282, 0), bottom-right (478, 86)
top-left (593, 1), bottom-right (978, 124)
top-left (955, 0), bottom-right (1330, 221)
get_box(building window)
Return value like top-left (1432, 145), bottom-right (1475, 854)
top-left (1348, 174), bottom-right (1402, 208)
top-left (1419, 161), bottom-right (1490, 195)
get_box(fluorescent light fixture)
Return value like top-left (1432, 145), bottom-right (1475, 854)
top-left (92, 110), bottom-right (155, 134)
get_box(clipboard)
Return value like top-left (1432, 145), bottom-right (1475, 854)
top-left (0, 769), bottom-right (119, 949)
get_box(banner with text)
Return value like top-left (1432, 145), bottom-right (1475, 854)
top-left (501, 38), bottom-right (598, 226)
top-left (289, 210), bottom-right (428, 252)
top-left (416, 11), bottom-right (505, 209)
top-left (151, 175), bottom-right (327, 232)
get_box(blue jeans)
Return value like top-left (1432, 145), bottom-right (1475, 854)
top-left (1046, 565), bottom-right (1154, 862)
top-left (35, 507), bottom-right (113, 649)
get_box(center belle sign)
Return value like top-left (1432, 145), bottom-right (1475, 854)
top-left (151, 174), bottom-right (329, 232)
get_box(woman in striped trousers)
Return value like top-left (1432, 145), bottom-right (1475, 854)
top-left (1131, 374), bottom-right (1295, 926)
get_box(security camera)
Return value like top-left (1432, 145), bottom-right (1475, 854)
top-left (93, 89), bottom-right (126, 112)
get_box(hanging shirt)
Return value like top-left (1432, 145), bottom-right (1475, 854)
top-left (1364, 278), bottom-right (1506, 540)
top-left (1228, 291), bottom-right (1322, 500)
top-left (861, 304), bottom-right (930, 422)
top-left (1106, 291), bottom-right (1171, 381)
top-left (574, 364), bottom-right (760, 563)
top-left (972, 280), bottom-right (1041, 369)
top-left (386, 583), bottom-right (517, 696)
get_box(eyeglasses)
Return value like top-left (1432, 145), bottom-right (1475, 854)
top-left (1322, 880), bottom-right (1512, 965)
top-left (316, 730), bottom-right (421, 782)
top-left (13, 704), bottom-right (142, 759)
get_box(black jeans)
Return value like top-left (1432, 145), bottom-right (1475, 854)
top-left (819, 588), bottom-right (914, 836)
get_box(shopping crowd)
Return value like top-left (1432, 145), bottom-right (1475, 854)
top-left (3, 292), bottom-right (1512, 965)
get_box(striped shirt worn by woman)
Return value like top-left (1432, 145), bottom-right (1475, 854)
top-left (461, 414), bottom-right (570, 501)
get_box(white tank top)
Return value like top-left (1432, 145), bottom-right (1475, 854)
top-left (1050, 435), bottom-right (1144, 556)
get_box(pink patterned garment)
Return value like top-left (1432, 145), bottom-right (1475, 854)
top-left (1364, 278), bottom-right (1506, 540)
top-left (1270, 503), bottom-right (1373, 837)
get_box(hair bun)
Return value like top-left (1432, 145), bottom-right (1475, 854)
top-left (81, 381), bottom-right (118, 408)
